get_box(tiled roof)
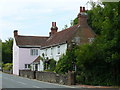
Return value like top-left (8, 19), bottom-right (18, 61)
top-left (42, 25), bottom-right (79, 47)
top-left (15, 24), bottom-right (96, 47)
top-left (32, 56), bottom-right (40, 63)
top-left (15, 35), bottom-right (49, 46)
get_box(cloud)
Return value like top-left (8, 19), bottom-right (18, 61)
top-left (0, 0), bottom-right (98, 41)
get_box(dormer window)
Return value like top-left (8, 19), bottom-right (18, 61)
top-left (57, 46), bottom-right (60, 54)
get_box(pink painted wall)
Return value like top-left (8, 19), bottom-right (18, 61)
top-left (13, 38), bottom-right (40, 75)
top-left (19, 48), bottom-right (39, 70)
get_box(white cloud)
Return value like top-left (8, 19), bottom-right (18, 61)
top-left (0, 0), bottom-right (98, 41)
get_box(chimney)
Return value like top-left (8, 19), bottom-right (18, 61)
top-left (80, 6), bottom-right (83, 12)
top-left (49, 22), bottom-right (58, 36)
top-left (14, 30), bottom-right (18, 37)
top-left (78, 6), bottom-right (88, 26)
top-left (83, 7), bottom-right (85, 12)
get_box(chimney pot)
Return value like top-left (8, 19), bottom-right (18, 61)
top-left (80, 6), bottom-right (83, 12)
top-left (83, 7), bottom-right (85, 12)
top-left (50, 22), bottom-right (58, 36)
top-left (14, 30), bottom-right (18, 37)
top-left (52, 22), bottom-right (56, 27)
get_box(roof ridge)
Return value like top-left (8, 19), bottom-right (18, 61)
top-left (18, 35), bottom-right (49, 38)
top-left (57, 24), bottom-right (79, 34)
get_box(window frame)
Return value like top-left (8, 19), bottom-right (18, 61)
top-left (30, 49), bottom-right (38, 56)
top-left (57, 45), bottom-right (60, 54)
top-left (88, 38), bottom-right (94, 43)
top-left (25, 64), bottom-right (30, 69)
top-left (51, 47), bottom-right (53, 55)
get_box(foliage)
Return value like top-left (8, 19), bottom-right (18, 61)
top-left (44, 59), bottom-right (56, 71)
top-left (3, 63), bottom-right (12, 71)
top-left (48, 59), bottom-right (56, 71)
top-left (62, 24), bottom-right (68, 30)
top-left (55, 45), bottom-right (77, 74)
top-left (75, 2), bottom-right (120, 86)
top-left (55, 2), bottom-right (120, 86)
top-left (2, 38), bottom-right (13, 63)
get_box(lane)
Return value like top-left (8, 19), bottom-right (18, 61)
top-left (2, 72), bottom-right (74, 88)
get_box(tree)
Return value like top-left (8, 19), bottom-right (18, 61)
top-left (2, 38), bottom-right (13, 63)
top-left (75, 2), bottom-right (120, 86)
top-left (55, 45), bottom-right (77, 74)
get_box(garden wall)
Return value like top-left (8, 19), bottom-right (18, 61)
top-left (19, 70), bottom-right (75, 85)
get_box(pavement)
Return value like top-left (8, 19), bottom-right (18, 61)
top-left (73, 84), bottom-right (116, 88)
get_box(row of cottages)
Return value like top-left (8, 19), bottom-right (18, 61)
top-left (13, 6), bottom-right (96, 75)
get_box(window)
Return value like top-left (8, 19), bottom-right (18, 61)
top-left (45, 49), bottom-right (47, 56)
top-left (30, 49), bottom-right (38, 56)
top-left (25, 64), bottom-right (30, 69)
top-left (25, 64), bottom-right (27, 68)
top-left (57, 46), bottom-right (60, 54)
top-left (74, 37), bottom-right (80, 43)
top-left (51, 47), bottom-right (53, 55)
top-left (88, 38), bottom-right (94, 43)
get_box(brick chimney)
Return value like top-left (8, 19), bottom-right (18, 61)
top-left (14, 30), bottom-right (18, 37)
top-left (78, 6), bottom-right (88, 26)
top-left (49, 22), bottom-right (58, 36)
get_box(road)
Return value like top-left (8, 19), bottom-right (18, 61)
top-left (1, 72), bottom-right (76, 89)
top-left (1, 72), bottom-right (117, 90)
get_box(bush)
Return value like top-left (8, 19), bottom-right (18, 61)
top-left (44, 59), bottom-right (56, 72)
top-left (3, 63), bottom-right (12, 71)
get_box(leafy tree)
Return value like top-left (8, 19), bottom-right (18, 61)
top-left (2, 38), bottom-right (13, 63)
top-left (55, 45), bottom-right (77, 74)
top-left (57, 2), bottom-right (120, 86)
top-left (75, 2), bottom-right (120, 86)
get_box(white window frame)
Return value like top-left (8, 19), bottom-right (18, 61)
top-left (45, 49), bottom-right (47, 56)
top-left (30, 49), bottom-right (38, 56)
top-left (51, 47), bottom-right (53, 55)
top-left (88, 38), bottom-right (94, 43)
top-left (57, 46), bottom-right (60, 54)
top-left (25, 64), bottom-right (30, 69)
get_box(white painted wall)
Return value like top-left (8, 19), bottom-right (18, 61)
top-left (39, 60), bottom-right (44, 71)
top-left (13, 38), bottom-right (19, 75)
top-left (40, 43), bottom-right (67, 62)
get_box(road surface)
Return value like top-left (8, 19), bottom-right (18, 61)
top-left (1, 72), bottom-right (117, 90)
top-left (1, 72), bottom-right (75, 89)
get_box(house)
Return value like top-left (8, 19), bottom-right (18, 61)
top-left (13, 6), bottom-right (96, 75)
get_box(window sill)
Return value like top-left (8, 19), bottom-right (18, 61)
top-left (56, 54), bottom-right (61, 57)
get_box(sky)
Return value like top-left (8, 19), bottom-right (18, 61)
top-left (0, 0), bottom-right (98, 42)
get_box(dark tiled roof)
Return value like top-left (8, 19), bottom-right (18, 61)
top-left (15, 24), bottom-right (96, 47)
top-left (42, 25), bottom-right (79, 47)
top-left (15, 35), bottom-right (49, 46)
